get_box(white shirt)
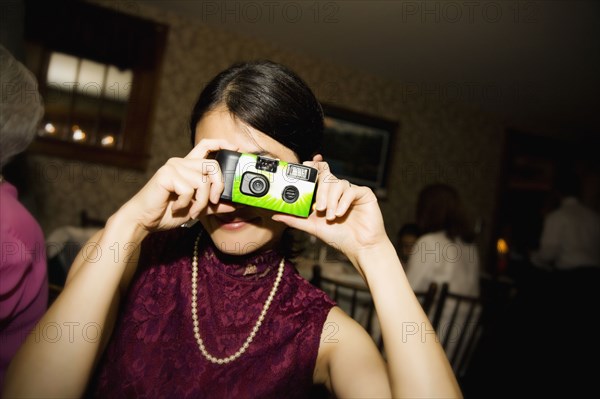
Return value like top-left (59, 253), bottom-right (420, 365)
top-left (532, 197), bottom-right (600, 270)
top-left (405, 231), bottom-right (481, 364)
top-left (406, 231), bottom-right (480, 297)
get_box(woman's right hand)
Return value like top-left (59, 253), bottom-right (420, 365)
top-left (118, 139), bottom-right (238, 232)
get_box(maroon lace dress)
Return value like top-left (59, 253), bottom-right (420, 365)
top-left (89, 226), bottom-right (335, 398)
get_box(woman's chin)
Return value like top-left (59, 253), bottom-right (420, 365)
top-left (206, 227), bottom-right (274, 256)
top-left (210, 236), bottom-right (269, 255)
top-left (200, 211), bottom-right (285, 256)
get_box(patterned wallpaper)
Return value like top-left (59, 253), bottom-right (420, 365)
top-left (24, 0), bottom-right (504, 265)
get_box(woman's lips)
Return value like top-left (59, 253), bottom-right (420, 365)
top-left (214, 215), bottom-right (261, 230)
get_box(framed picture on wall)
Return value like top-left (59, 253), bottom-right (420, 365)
top-left (320, 104), bottom-right (398, 198)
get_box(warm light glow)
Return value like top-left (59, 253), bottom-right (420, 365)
top-left (44, 123), bottom-right (56, 134)
top-left (72, 128), bottom-right (86, 142)
top-left (497, 238), bottom-right (509, 255)
top-left (101, 135), bottom-right (115, 146)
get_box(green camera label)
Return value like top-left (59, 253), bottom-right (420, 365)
top-left (231, 153), bottom-right (316, 217)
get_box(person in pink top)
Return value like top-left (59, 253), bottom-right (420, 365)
top-left (0, 45), bottom-right (48, 390)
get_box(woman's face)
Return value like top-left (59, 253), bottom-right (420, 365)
top-left (195, 105), bottom-right (299, 256)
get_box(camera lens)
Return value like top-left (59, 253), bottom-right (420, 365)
top-left (251, 178), bottom-right (266, 193)
top-left (240, 172), bottom-right (269, 197)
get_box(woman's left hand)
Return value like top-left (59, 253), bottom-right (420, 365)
top-left (272, 155), bottom-right (389, 268)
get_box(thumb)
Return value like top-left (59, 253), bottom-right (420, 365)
top-left (271, 214), bottom-right (309, 231)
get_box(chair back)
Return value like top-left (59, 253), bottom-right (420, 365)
top-left (431, 283), bottom-right (484, 377)
top-left (414, 282), bottom-right (438, 315)
top-left (311, 265), bottom-right (439, 352)
top-left (311, 264), bottom-right (376, 334)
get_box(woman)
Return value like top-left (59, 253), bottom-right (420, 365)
top-left (406, 184), bottom-right (480, 364)
top-left (4, 61), bottom-right (460, 398)
top-left (406, 184), bottom-right (480, 297)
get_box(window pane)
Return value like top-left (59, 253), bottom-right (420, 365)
top-left (77, 59), bottom-right (105, 98)
top-left (106, 66), bottom-right (132, 101)
top-left (46, 52), bottom-right (78, 85)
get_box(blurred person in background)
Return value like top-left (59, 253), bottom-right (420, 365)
top-left (406, 184), bottom-right (480, 362)
top-left (531, 168), bottom-right (600, 271)
top-left (406, 183), bottom-right (479, 297)
top-left (0, 44), bottom-right (48, 390)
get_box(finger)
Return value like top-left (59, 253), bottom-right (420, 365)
top-left (167, 158), bottom-right (224, 206)
top-left (201, 160), bottom-right (223, 192)
top-left (190, 186), bottom-right (210, 217)
top-left (335, 185), bottom-right (356, 217)
top-left (203, 202), bottom-right (237, 216)
top-left (170, 176), bottom-right (196, 212)
top-left (204, 162), bottom-right (225, 204)
top-left (302, 159), bottom-right (327, 211)
top-left (170, 162), bottom-right (207, 186)
top-left (163, 157), bottom-right (209, 179)
top-left (176, 158), bottom-right (221, 176)
top-left (178, 160), bottom-right (224, 204)
top-left (315, 176), bottom-right (329, 212)
top-left (185, 139), bottom-right (238, 160)
top-left (154, 165), bottom-right (194, 209)
top-left (303, 158), bottom-right (331, 171)
top-left (313, 162), bottom-right (337, 212)
top-left (271, 213), bottom-right (311, 233)
top-left (325, 179), bottom-right (348, 220)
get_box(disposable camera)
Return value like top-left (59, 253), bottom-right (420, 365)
top-left (212, 150), bottom-right (318, 217)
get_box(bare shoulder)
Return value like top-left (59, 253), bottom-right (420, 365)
top-left (314, 306), bottom-right (391, 398)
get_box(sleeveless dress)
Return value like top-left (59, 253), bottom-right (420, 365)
top-left (90, 226), bottom-right (335, 398)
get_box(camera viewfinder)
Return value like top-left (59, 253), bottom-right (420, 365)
top-left (256, 156), bottom-right (278, 173)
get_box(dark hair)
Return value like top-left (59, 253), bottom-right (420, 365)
top-left (416, 184), bottom-right (475, 243)
top-left (398, 223), bottom-right (420, 238)
top-left (189, 60), bottom-right (324, 162)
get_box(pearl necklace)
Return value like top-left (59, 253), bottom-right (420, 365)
top-left (190, 233), bottom-right (285, 365)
